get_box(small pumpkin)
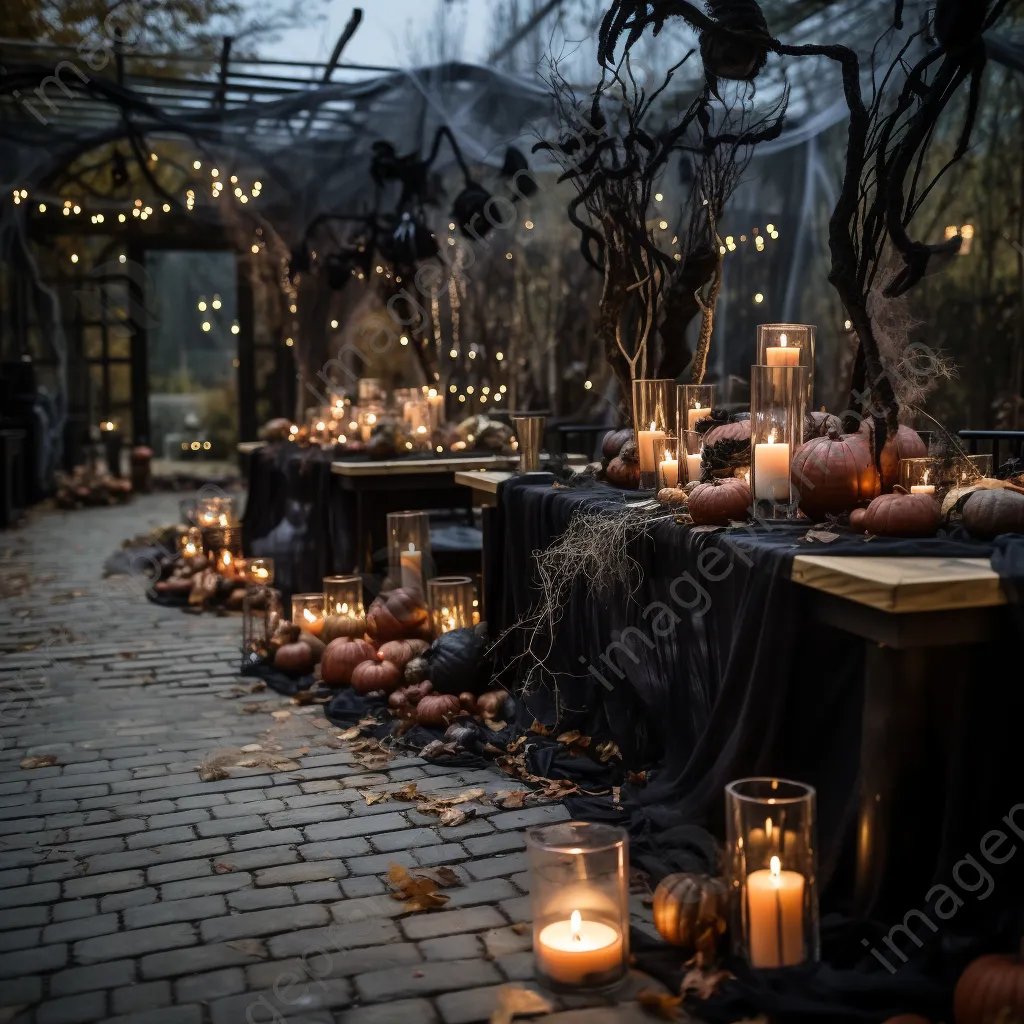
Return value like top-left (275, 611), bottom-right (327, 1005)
top-left (849, 508), bottom-right (867, 532)
top-left (297, 631), bottom-right (326, 666)
top-left (687, 477), bottom-right (751, 525)
top-left (605, 455), bottom-right (640, 490)
top-left (861, 486), bottom-right (940, 538)
top-left (652, 873), bottom-right (729, 953)
top-left (388, 690), bottom-right (409, 713)
top-left (791, 429), bottom-right (880, 521)
top-left (954, 942), bottom-right (1024, 1024)
top-left (405, 655), bottom-right (429, 686)
top-left (274, 642), bottom-right (314, 677)
top-left (321, 615), bottom-right (366, 644)
top-left (803, 410), bottom-right (844, 442)
top-left (351, 659), bottom-right (402, 696)
top-left (321, 638), bottom-right (376, 688)
top-left (703, 419), bottom-right (750, 447)
top-left (476, 690), bottom-right (513, 720)
top-left (367, 588), bottom-right (430, 643)
top-left (602, 428), bottom-right (634, 460)
top-left (459, 692), bottom-right (478, 714)
top-left (425, 625), bottom-right (493, 696)
top-left (269, 622), bottom-right (301, 653)
top-left (378, 639), bottom-right (430, 669)
top-left (858, 421), bottom-right (928, 491)
top-left (416, 692), bottom-right (464, 727)
top-left (962, 489), bottom-right (1024, 540)
top-left (400, 680), bottom-right (434, 706)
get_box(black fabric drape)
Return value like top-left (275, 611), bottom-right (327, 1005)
top-left (490, 477), bottom-right (1024, 1020)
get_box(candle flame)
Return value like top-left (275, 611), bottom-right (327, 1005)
top-left (666, 450), bottom-right (674, 462)
top-left (221, 551), bottom-right (232, 567)
top-left (316, 421), bottom-right (326, 432)
top-left (693, 401), bottom-right (703, 410)
top-left (649, 421), bottom-right (656, 432)
top-left (922, 469), bottom-right (929, 485)
top-left (770, 856), bottom-right (781, 882)
top-left (303, 608), bottom-right (317, 624)
top-left (767, 429), bottom-right (776, 445)
top-left (570, 910), bottom-right (582, 942)
top-left (744, 470), bottom-right (750, 484)
top-left (219, 514), bottom-right (229, 527)
top-left (408, 542), bottom-right (416, 554)
top-left (779, 333), bottom-right (788, 347)
top-left (367, 413), bottom-right (377, 425)
top-left (184, 543), bottom-right (196, 557)
top-left (253, 567), bottom-right (269, 580)
top-left (339, 602), bottom-right (348, 614)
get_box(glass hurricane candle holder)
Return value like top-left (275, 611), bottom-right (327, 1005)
top-left (757, 325), bottom-right (815, 403)
top-left (681, 430), bottom-right (704, 484)
top-left (676, 383), bottom-right (716, 439)
top-left (323, 575), bottom-right (366, 638)
top-left (179, 526), bottom-right (203, 559)
top-left (513, 415), bottom-right (546, 472)
top-left (427, 576), bottom-right (477, 635)
top-left (633, 380), bottom-right (674, 489)
top-left (388, 511), bottom-right (433, 595)
top-left (358, 378), bottom-right (384, 404)
top-left (527, 821), bottom-right (629, 993)
top-left (204, 525), bottom-right (242, 560)
top-left (358, 407), bottom-right (380, 442)
top-left (751, 365), bottom-right (806, 520)
top-left (726, 778), bottom-right (819, 969)
top-left (240, 558), bottom-right (274, 586)
top-left (652, 435), bottom-right (680, 491)
top-left (242, 585), bottom-right (281, 666)
top-left (899, 457), bottom-right (938, 496)
top-left (193, 495), bottom-right (235, 528)
top-left (291, 593), bottom-right (326, 637)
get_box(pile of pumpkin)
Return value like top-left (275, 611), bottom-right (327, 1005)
top-left (269, 587), bottom-right (507, 731)
top-left (152, 549), bottom-right (252, 607)
top-left (651, 872), bottom-right (1024, 1023)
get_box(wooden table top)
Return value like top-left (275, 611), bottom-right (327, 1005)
top-left (453, 470), bottom-right (514, 495)
top-left (236, 441), bottom-right (267, 454)
top-left (332, 454), bottom-right (518, 477)
top-left (790, 555), bottom-right (1004, 614)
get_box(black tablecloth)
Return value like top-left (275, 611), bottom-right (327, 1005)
top-left (488, 477), bottom-right (1024, 1020)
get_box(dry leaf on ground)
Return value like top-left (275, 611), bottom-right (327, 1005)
top-left (637, 990), bottom-right (683, 1020)
top-left (213, 862), bottom-right (234, 874)
top-left (198, 765), bottom-right (228, 782)
top-left (439, 807), bottom-right (469, 827)
top-left (489, 984), bottom-right (554, 1024)
top-left (360, 791), bottom-right (389, 805)
top-left (529, 720), bottom-right (551, 736)
top-left (494, 790), bottom-right (528, 809)
top-left (679, 965), bottom-right (733, 1001)
top-left (387, 862), bottom-right (450, 912)
top-left (556, 730), bottom-right (581, 745)
top-left (803, 529), bottom-right (840, 544)
top-left (20, 755), bottom-right (57, 770)
top-left (339, 726), bottom-right (362, 740)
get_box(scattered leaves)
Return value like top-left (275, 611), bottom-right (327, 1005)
top-left (439, 807), bottom-right (469, 827)
top-left (494, 790), bottom-right (528, 809)
top-left (198, 765), bottom-right (229, 782)
top-left (626, 770), bottom-right (648, 786)
top-left (529, 720), bottom-right (552, 736)
top-left (556, 730), bottom-right (581, 745)
top-left (679, 965), bottom-right (733, 1001)
top-left (271, 710), bottom-right (292, 721)
top-left (387, 862), bottom-right (450, 912)
top-left (637, 990), bottom-right (683, 1020)
top-left (360, 791), bottom-right (389, 806)
top-left (339, 726), bottom-right (362, 741)
top-left (803, 529), bottom-right (841, 544)
top-left (489, 984), bottom-right (554, 1024)
top-left (20, 755), bottom-right (57, 770)
top-left (595, 740), bottom-right (621, 763)
top-left (213, 862), bottom-right (234, 874)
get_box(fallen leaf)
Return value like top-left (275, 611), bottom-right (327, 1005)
top-left (248, 680), bottom-right (267, 693)
top-left (489, 984), bottom-right (554, 1024)
top-left (270, 759), bottom-right (300, 772)
top-left (529, 720), bottom-right (551, 736)
top-left (311, 718), bottom-right (331, 729)
top-left (510, 922), bottom-right (528, 935)
top-left (626, 770), bottom-right (648, 786)
top-left (20, 755), bottom-right (57, 770)
top-left (339, 726), bottom-right (362, 741)
top-left (447, 787), bottom-right (485, 805)
top-left (419, 740), bottom-right (449, 758)
top-left (272, 710), bottom-right (292, 721)
top-left (803, 529), bottom-right (840, 544)
top-left (360, 791), bottom-right (389, 805)
top-left (439, 807), bottom-right (468, 827)
top-left (224, 938), bottom-right (268, 958)
top-left (402, 892), bottom-right (450, 912)
top-left (393, 783), bottom-right (420, 802)
top-left (679, 965), bottom-right (733, 1001)
top-left (637, 989), bottom-right (683, 1020)
top-left (495, 790), bottom-right (528, 809)
top-left (556, 730), bottom-right (581, 745)
top-left (118, 651), bottom-right (139, 659)
top-left (358, 716), bottom-right (379, 727)
top-left (420, 866), bottom-right (461, 888)
top-left (595, 740), bottom-right (621, 763)
top-left (295, 746), bottom-right (311, 756)
top-left (213, 862), bottom-right (234, 874)
top-left (198, 765), bottom-right (228, 782)
top-left (506, 736), bottom-right (528, 753)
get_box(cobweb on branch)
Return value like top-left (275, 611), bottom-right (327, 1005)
top-left (494, 500), bottom-right (678, 698)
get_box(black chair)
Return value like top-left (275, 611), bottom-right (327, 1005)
top-left (957, 430), bottom-right (1024, 471)
top-left (548, 423), bottom-right (609, 461)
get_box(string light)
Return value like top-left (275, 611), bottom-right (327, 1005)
top-left (201, 321), bottom-right (211, 331)
top-left (449, 384), bottom-right (457, 393)
top-left (525, 220), bottom-right (534, 230)
top-left (449, 348), bottom-right (458, 358)
top-left (38, 203), bottom-right (46, 213)
top-left (584, 379), bottom-right (593, 390)
top-left (499, 385), bottom-right (507, 393)
top-left (285, 337), bottom-right (294, 347)
top-left (655, 193), bottom-right (664, 202)
top-left (844, 319), bottom-right (853, 330)
top-left (119, 213), bottom-right (126, 222)
top-left (331, 320), bottom-right (339, 328)
top-left (659, 220), bottom-right (669, 230)
top-left (198, 300), bottom-right (207, 311)
top-left (193, 160), bottom-right (202, 170)
top-left (495, 352), bottom-right (504, 361)
top-left (212, 296), bottom-right (221, 309)
top-left (118, 255), bottom-right (126, 263)
top-left (505, 252), bottom-right (512, 260)
top-left (231, 322), bottom-right (240, 335)
top-left (70, 254), bottom-right (79, 263)
top-left (400, 336), bottom-right (409, 346)
top-left (754, 293), bottom-right (764, 304)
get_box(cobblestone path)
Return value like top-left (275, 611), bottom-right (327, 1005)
top-left (0, 496), bottom-right (661, 1024)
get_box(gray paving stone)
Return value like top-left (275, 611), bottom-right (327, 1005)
top-left (100, 888), bottom-right (159, 912)
top-left (147, 860), bottom-right (212, 885)
top-left (111, 981), bottom-right (173, 1015)
top-left (335, 999), bottom-right (438, 1024)
top-left (267, 918), bottom-right (400, 958)
top-left (141, 942), bottom-right (269, 980)
top-left (0, 905), bottom-right (48, 930)
top-left (210, 846), bottom-right (300, 872)
top-left (418, 933), bottom-right (484, 961)
top-left (209, 981), bottom-right (351, 1024)
top-left (0, 925), bottom-right (41, 951)
top-left (496, 951), bottom-right (534, 982)
top-left (64, 869), bottom-right (145, 897)
top-left (0, 942), bottom-right (67, 977)
top-left (124, 895), bottom-right (227, 929)
top-left (160, 872), bottom-right (252, 900)
top-left (35, 991), bottom-right (107, 1024)
top-left (74, 923), bottom-right (196, 964)
top-left (464, 852), bottom-right (529, 881)
top-left (292, 880), bottom-right (342, 903)
top-left (372, 827), bottom-right (441, 852)
top-left (0, 974), bottom-right (42, 1005)
top-left (483, 925), bottom-right (533, 958)
top-left (355, 958), bottom-right (502, 1003)
top-left (104, 1008), bottom-right (203, 1024)
top-left (52, 898), bottom-right (97, 921)
top-left (0, 880), bottom-right (60, 907)
top-left (227, 886), bottom-right (294, 911)
top-left (339, 876), bottom-right (386, 898)
top-left (174, 967), bottom-right (246, 1004)
top-left (400, 906), bottom-right (507, 941)
top-left (254, 860), bottom-right (345, 887)
top-left (463, 832), bottom-right (526, 857)
top-left (42, 913), bottom-right (119, 943)
top-left (230, 827), bottom-right (302, 851)
top-left (303, 812), bottom-right (407, 843)
top-left (200, 904), bottom-right (329, 943)
top-left (296, 839), bottom-right (371, 862)
top-left (444, 878), bottom-right (520, 908)
top-left (51, 959), bottom-right (136, 996)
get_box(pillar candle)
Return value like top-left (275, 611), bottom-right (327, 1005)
top-left (685, 452), bottom-right (702, 484)
top-left (910, 470), bottom-right (934, 495)
top-left (753, 433), bottom-right (790, 501)
top-left (535, 910), bottom-right (623, 986)
top-left (637, 422), bottom-right (665, 473)
top-left (746, 857), bottom-right (805, 968)
top-left (659, 451), bottom-right (679, 488)
top-left (687, 404), bottom-right (709, 431)
top-left (766, 334), bottom-right (801, 367)
top-left (399, 544), bottom-right (423, 589)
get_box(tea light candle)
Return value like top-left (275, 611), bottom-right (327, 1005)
top-left (299, 607), bottom-right (324, 637)
top-left (687, 403), bottom-right (709, 431)
top-left (659, 450), bottom-right (679, 489)
top-left (218, 550), bottom-right (235, 573)
top-left (746, 856), bottom-right (805, 968)
top-left (766, 333), bottom-right (801, 367)
top-left (911, 469), bottom-right (935, 495)
top-left (753, 430), bottom-right (790, 501)
top-left (637, 422), bottom-right (666, 473)
top-left (685, 451), bottom-right (703, 484)
top-left (536, 910), bottom-right (623, 986)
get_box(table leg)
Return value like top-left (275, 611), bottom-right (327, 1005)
top-left (854, 642), bottom-right (969, 918)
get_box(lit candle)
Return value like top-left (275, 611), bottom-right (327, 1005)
top-left (427, 389), bottom-right (445, 428)
top-left (300, 607), bottom-right (324, 637)
top-left (399, 543), bottom-right (423, 590)
top-left (766, 333), bottom-right (800, 367)
top-left (536, 910), bottom-right (623, 986)
top-left (753, 429), bottom-right (790, 501)
top-left (687, 403), bottom-right (709, 431)
top-left (746, 856), bottom-right (805, 968)
top-left (637, 421), bottom-right (666, 473)
top-left (659, 450), bottom-right (679, 488)
top-left (685, 451), bottom-right (703, 484)
top-left (183, 541), bottom-right (197, 558)
top-left (219, 550), bottom-right (234, 572)
top-left (911, 470), bottom-right (935, 495)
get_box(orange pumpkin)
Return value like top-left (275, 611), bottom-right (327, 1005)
top-left (367, 588), bottom-right (430, 643)
top-left (416, 692), bottom-right (463, 727)
top-left (274, 642), bottom-right (314, 677)
top-left (688, 477), bottom-right (751, 525)
top-left (321, 638), bottom-right (376, 688)
top-left (351, 659), bottom-right (402, 696)
top-left (703, 419), bottom-right (750, 447)
top-left (861, 486), bottom-right (940, 538)
top-left (954, 944), bottom-right (1024, 1024)
top-left (858, 421), bottom-right (928, 491)
top-left (791, 430), bottom-right (880, 521)
top-left (378, 639), bottom-right (430, 668)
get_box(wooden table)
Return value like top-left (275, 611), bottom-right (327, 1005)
top-left (332, 455), bottom-right (518, 574)
top-left (453, 470), bottom-right (513, 508)
top-left (791, 553), bottom-right (1006, 915)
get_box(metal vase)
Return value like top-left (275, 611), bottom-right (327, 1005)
top-left (514, 415), bottom-right (546, 472)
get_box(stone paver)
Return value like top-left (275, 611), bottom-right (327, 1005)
top-left (0, 494), bottom-right (656, 1024)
